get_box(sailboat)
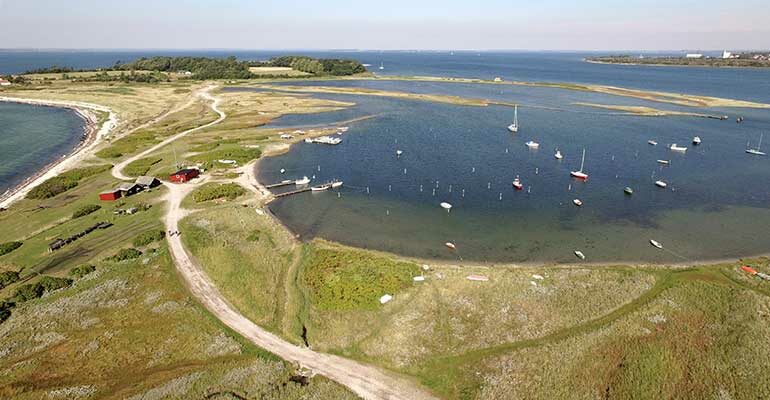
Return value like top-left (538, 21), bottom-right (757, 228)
top-left (507, 105), bottom-right (519, 133)
top-left (512, 176), bottom-right (523, 190)
top-left (570, 148), bottom-right (589, 180)
top-left (554, 149), bottom-right (563, 159)
top-left (379, 62), bottom-right (384, 70)
top-left (746, 133), bottom-right (766, 156)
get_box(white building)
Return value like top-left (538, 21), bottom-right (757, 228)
top-left (722, 51), bottom-right (733, 59)
top-left (686, 53), bottom-right (703, 59)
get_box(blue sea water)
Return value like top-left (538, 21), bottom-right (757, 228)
top-left (2, 50), bottom-right (769, 262)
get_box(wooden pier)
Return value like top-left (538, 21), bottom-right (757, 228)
top-left (274, 187), bottom-right (312, 198)
top-left (265, 180), bottom-right (296, 189)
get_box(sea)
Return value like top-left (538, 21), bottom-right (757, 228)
top-left (2, 50), bottom-right (769, 262)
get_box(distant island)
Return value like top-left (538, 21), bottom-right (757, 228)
top-left (17, 56), bottom-right (368, 83)
top-left (586, 52), bottom-right (770, 68)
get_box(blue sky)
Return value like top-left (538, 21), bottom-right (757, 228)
top-left (2, 0), bottom-right (769, 50)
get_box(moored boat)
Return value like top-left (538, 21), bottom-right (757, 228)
top-left (574, 250), bottom-right (586, 260)
top-left (746, 133), bottom-right (766, 156)
top-left (525, 140), bottom-right (539, 149)
top-left (648, 140), bottom-right (658, 146)
top-left (650, 239), bottom-right (663, 249)
top-left (331, 181), bottom-right (343, 188)
top-left (440, 202), bottom-right (453, 211)
top-left (554, 149), bottom-right (563, 159)
top-left (295, 176), bottom-right (311, 185)
top-left (512, 176), bottom-right (523, 190)
top-left (311, 184), bottom-right (331, 191)
top-left (570, 148), bottom-right (589, 180)
top-left (655, 180), bottom-right (667, 188)
top-left (445, 242), bottom-right (456, 250)
top-left (508, 105), bottom-right (519, 133)
top-left (670, 143), bottom-right (688, 152)
top-left (573, 198), bottom-right (583, 207)
top-left (692, 136), bottom-right (702, 145)
top-left (624, 187), bottom-right (634, 195)
top-left (657, 159), bottom-right (670, 165)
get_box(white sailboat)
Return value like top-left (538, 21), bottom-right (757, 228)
top-left (746, 133), bottom-right (766, 156)
top-left (554, 149), bottom-right (563, 159)
top-left (508, 105), bottom-right (519, 133)
top-left (525, 140), bottom-right (539, 149)
top-left (379, 62), bottom-right (384, 70)
top-left (570, 148), bottom-right (589, 180)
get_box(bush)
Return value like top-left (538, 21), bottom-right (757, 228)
top-left (26, 165), bottom-right (111, 199)
top-left (107, 248), bottom-right (142, 262)
top-left (72, 204), bottom-right (101, 219)
top-left (192, 183), bottom-right (246, 203)
top-left (69, 264), bottom-right (96, 279)
top-left (133, 230), bottom-right (166, 247)
top-left (124, 157), bottom-right (163, 177)
top-left (301, 248), bottom-right (419, 310)
top-left (39, 276), bottom-right (73, 292)
top-left (0, 241), bottom-right (22, 256)
top-left (0, 271), bottom-right (20, 289)
top-left (13, 283), bottom-right (44, 302)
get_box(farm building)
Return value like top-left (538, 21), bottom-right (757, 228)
top-left (135, 176), bottom-right (160, 189)
top-left (169, 168), bottom-right (199, 183)
top-left (98, 189), bottom-right (122, 201)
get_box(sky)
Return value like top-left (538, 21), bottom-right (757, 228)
top-left (1, 0), bottom-right (769, 50)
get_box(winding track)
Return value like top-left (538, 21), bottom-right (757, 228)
top-left (114, 86), bottom-right (438, 400)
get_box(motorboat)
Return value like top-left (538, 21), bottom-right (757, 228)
top-left (396, 149), bottom-right (403, 156)
top-left (554, 149), bottom-right (563, 159)
top-left (570, 148), bottom-right (589, 180)
top-left (692, 136), bottom-right (702, 145)
top-left (295, 176), bottom-right (311, 185)
top-left (445, 242), bottom-right (456, 250)
top-left (624, 187), bottom-right (634, 195)
top-left (573, 199), bottom-right (583, 207)
top-left (655, 180), bottom-right (667, 188)
top-left (650, 239), bottom-right (663, 249)
top-left (657, 159), bottom-right (670, 165)
top-left (670, 144), bottom-right (688, 152)
top-left (311, 184), bottom-right (331, 192)
top-left (512, 176), bottom-right (523, 190)
top-left (440, 202), bottom-right (453, 211)
top-left (574, 250), bottom-right (586, 260)
top-left (525, 140), bottom-right (539, 149)
top-left (331, 181), bottom-right (343, 188)
top-left (648, 140), bottom-right (658, 146)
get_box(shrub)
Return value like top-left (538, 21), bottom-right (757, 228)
top-left (69, 264), bottom-right (96, 279)
top-left (39, 276), bottom-right (73, 292)
top-left (26, 165), bottom-right (111, 199)
top-left (192, 183), bottom-right (246, 203)
top-left (0, 241), bottom-right (22, 256)
top-left (72, 204), bottom-right (101, 219)
top-left (107, 248), bottom-right (142, 262)
top-left (0, 271), bottom-right (20, 289)
top-left (133, 230), bottom-right (166, 247)
top-left (13, 283), bottom-right (44, 302)
top-left (301, 248), bottom-right (419, 310)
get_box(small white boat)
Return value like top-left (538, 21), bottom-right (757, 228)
top-left (311, 184), bottom-right (331, 192)
top-left (670, 144), bottom-right (688, 152)
top-left (379, 62), bottom-right (384, 70)
top-left (746, 133), bottom-right (766, 156)
top-left (331, 181), bottom-right (343, 188)
top-left (574, 250), bottom-right (586, 260)
top-left (648, 140), bottom-right (658, 146)
top-left (445, 242), bottom-right (457, 250)
top-left (440, 202), bottom-right (453, 211)
top-left (650, 239), bottom-right (663, 249)
top-left (280, 168), bottom-right (286, 174)
top-left (512, 176), bottom-right (523, 190)
top-left (508, 105), bottom-right (519, 133)
top-left (525, 140), bottom-right (539, 149)
top-left (570, 148), bottom-right (589, 180)
top-left (655, 180), bottom-right (668, 188)
top-left (554, 149), bottom-right (563, 159)
top-left (573, 199), bottom-right (583, 207)
top-left (692, 136), bottom-right (702, 145)
top-left (657, 159), bottom-right (670, 165)
top-left (379, 294), bottom-right (393, 304)
top-left (396, 150), bottom-right (403, 156)
top-left (304, 138), bottom-right (313, 143)
top-left (295, 176), bottom-right (311, 185)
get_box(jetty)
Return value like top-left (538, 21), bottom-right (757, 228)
top-left (266, 180), bottom-right (297, 189)
top-left (274, 187), bottom-right (312, 198)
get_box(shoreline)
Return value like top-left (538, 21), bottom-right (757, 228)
top-left (584, 58), bottom-right (770, 69)
top-left (0, 96), bottom-right (117, 209)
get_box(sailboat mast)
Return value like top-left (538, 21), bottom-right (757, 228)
top-left (514, 105), bottom-right (518, 125)
top-left (579, 148), bottom-right (586, 171)
top-left (759, 133), bottom-right (764, 151)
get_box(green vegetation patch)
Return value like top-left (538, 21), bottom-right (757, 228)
top-left (25, 164), bottom-right (112, 199)
top-left (191, 147), bottom-right (261, 169)
top-left (0, 271), bottom-right (20, 289)
top-left (0, 241), bottom-right (23, 256)
top-left (106, 248), bottom-right (142, 262)
top-left (301, 247), bottom-right (419, 311)
top-left (69, 264), bottom-right (96, 279)
top-left (192, 183), bottom-right (246, 203)
top-left (72, 204), bottom-right (101, 219)
top-left (133, 229), bottom-right (166, 247)
top-left (124, 156), bottom-right (163, 177)
top-left (12, 276), bottom-right (73, 303)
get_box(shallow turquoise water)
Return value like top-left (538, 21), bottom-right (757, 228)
top-left (0, 102), bottom-right (86, 197)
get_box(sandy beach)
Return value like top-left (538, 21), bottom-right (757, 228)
top-left (0, 96), bottom-right (117, 209)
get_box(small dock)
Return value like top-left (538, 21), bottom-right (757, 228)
top-left (266, 180), bottom-right (296, 189)
top-left (274, 187), bottom-right (312, 198)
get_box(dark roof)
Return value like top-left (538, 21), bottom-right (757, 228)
top-left (173, 168), bottom-right (198, 175)
top-left (135, 176), bottom-right (159, 186)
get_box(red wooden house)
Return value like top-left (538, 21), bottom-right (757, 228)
top-left (169, 168), bottom-right (199, 183)
top-left (98, 189), bottom-right (122, 201)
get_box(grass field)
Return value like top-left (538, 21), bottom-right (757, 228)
top-left (249, 67), bottom-right (311, 77)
